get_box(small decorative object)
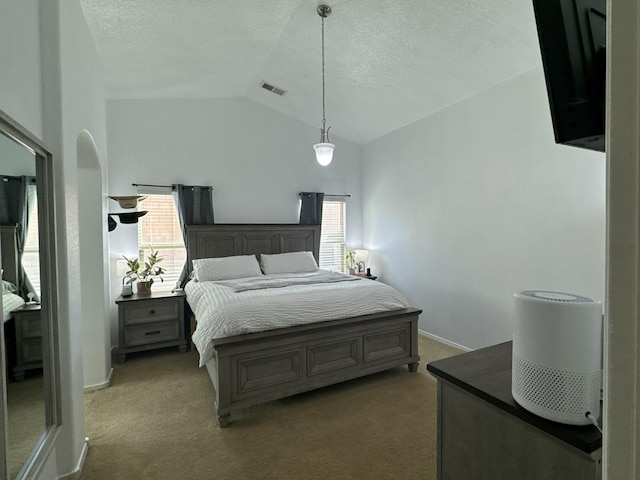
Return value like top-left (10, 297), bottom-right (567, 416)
top-left (354, 249), bottom-right (369, 274)
top-left (109, 195), bottom-right (148, 209)
top-left (136, 281), bottom-right (152, 296)
top-left (107, 211), bottom-right (148, 232)
top-left (121, 281), bottom-right (133, 297)
top-left (121, 247), bottom-right (165, 295)
top-left (114, 211), bottom-right (148, 224)
top-left (345, 249), bottom-right (357, 275)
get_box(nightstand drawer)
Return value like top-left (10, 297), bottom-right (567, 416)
top-left (20, 338), bottom-right (43, 364)
top-left (124, 321), bottom-right (180, 347)
top-left (19, 313), bottom-right (42, 339)
top-left (122, 300), bottom-right (180, 325)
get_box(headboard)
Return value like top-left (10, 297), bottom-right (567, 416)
top-left (185, 224), bottom-right (321, 275)
top-left (0, 225), bottom-right (19, 287)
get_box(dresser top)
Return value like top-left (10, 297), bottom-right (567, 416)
top-left (427, 341), bottom-right (602, 454)
top-left (116, 290), bottom-right (186, 304)
top-left (11, 303), bottom-right (41, 313)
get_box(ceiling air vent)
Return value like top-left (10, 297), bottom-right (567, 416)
top-left (260, 81), bottom-right (287, 97)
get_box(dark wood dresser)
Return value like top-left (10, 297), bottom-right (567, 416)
top-left (427, 341), bottom-right (602, 480)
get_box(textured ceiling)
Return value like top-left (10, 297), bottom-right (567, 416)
top-left (80, 0), bottom-right (542, 145)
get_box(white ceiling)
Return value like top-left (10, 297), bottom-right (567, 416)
top-left (80, 0), bottom-right (542, 145)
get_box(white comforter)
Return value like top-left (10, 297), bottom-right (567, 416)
top-left (3, 292), bottom-right (25, 322)
top-left (185, 271), bottom-right (410, 367)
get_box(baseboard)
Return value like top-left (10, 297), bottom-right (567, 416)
top-left (57, 437), bottom-right (89, 480)
top-left (84, 367), bottom-right (114, 393)
top-left (418, 329), bottom-right (472, 352)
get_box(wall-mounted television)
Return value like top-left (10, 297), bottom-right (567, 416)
top-left (532, 0), bottom-right (606, 152)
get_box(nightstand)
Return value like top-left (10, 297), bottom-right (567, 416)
top-left (113, 291), bottom-right (187, 363)
top-left (352, 273), bottom-right (378, 281)
top-left (11, 304), bottom-right (42, 382)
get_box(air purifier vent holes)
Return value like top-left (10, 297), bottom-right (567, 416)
top-left (512, 355), bottom-right (601, 415)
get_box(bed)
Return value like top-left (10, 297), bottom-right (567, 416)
top-left (185, 224), bottom-right (422, 427)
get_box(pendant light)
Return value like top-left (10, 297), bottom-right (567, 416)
top-left (313, 4), bottom-right (334, 166)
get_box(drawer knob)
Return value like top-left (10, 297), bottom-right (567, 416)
top-left (145, 330), bottom-right (161, 336)
top-left (149, 309), bottom-right (155, 315)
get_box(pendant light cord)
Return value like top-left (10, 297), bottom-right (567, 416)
top-left (321, 14), bottom-right (327, 139)
top-left (314, 3), bottom-right (333, 157)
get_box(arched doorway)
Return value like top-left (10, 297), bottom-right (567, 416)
top-left (77, 130), bottom-right (111, 389)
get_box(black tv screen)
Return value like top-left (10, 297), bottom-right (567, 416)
top-left (532, 0), bottom-right (606, 152)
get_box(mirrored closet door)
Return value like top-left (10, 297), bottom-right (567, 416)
top-left (0, 110), bottom-right (60, 479)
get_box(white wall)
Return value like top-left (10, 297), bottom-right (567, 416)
top-left (50, 0), bottom-right (108, 471)
top-left (78, 130), bottom-right (111, 391)
top-left (106, 97), bottom-right (362, 343)
top-left (362, 68), bottom-right (606, 350)
top-left (0, 1), bottom-right (43, 137)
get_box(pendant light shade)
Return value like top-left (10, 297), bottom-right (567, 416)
top-left (313, 142), bottom-right (334, 166)
top-left (314, 5), bottom-right (334, 166)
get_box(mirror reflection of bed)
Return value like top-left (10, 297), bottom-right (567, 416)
top-left (1, 132), bottom-right (46, 479)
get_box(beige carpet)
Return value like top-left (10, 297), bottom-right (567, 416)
top-left (6, 374), bottom-right (46, 479)
top-left (81, 336), bottom-right (462, 480)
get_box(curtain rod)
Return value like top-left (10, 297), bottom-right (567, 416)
top-left (298, 192), bottom-right (350, 198)
top-left (132, 183), bottom-right (175, 190)
top-left (131, 185), bottom-right (349, 197)
top-left (1, 175), bottom-right (36, 183)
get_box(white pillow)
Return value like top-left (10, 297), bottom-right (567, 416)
top-left (192, 255), bottom-right (263, 282)
top-left (259, 251), bottom-right (319, 275)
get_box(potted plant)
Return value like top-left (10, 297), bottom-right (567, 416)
top-left (345, 249), bottom-right (357, 275)
top-left (122, 247), bottom-right (165, 296)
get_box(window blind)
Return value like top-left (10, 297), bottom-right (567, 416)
top-left (137, 194), bottom-right (186, 291)
top-left (22, 199), bottom-right (40, 297)
top-left (319, 200), bottom-right (346, 273)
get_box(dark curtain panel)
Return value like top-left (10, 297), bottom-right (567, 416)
top-left (299, 192), bottom-right (325, 225)
top-left (0, 175), bottom-right (36, 299)
top-left (172, 184), bottom-right (215, 287)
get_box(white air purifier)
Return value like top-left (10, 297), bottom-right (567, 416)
top-left (512, 290), bottom-right (602, 425)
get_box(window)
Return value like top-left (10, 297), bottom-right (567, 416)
top-left (22, 196), bottom-right (40, 297)
top-left (137, 194), bottom-right (186, 291)
top-left (319, 199), bottom-right (346, 272)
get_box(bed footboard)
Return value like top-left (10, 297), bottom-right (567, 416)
top-left (204, 307), bottom-right (421, 427)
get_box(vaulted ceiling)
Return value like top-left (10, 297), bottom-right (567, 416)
top-left (80, 0), bottom-right (542, 144)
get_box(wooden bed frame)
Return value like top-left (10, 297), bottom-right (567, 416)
top-left (186, 224), bottom-right (422, 427)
